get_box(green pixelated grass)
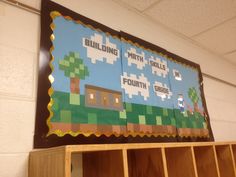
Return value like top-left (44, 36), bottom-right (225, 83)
top-left (50, 91), bottom-right (207, 129)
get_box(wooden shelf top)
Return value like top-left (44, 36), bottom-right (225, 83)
top-left (31, 141), bottom-right (236, 154)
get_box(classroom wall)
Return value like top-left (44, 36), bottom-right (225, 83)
top-left (0, 0), bottom-right (235, 176)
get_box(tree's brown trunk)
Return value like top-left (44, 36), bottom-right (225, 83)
top-left (70, 78), bottom-right (80, 94)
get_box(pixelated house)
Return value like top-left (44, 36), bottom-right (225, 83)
top-left (85, 85), bottom-right (123, 111)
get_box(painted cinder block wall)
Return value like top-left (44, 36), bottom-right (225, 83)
top-left (0, 0), bottom-right (235, 176)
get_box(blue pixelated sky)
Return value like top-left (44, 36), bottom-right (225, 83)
top-left (51, 16), bottom-right (203, 110)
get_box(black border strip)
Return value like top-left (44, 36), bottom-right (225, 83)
top-left (34, 0), bottom-right (213, 148)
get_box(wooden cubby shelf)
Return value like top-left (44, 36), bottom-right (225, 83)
top-left (29, 142), bottom-right (236, 177)
top-left (215, 145), bottom-right (236, 177)
top-left (232, 144), bottom-right (236, 169)
top-left (165, 147), bottom-right (196, 177)
top-left (82, 150), bottom-right (124, 177)
top-left (127, 148), bottom-right (165, 177)
top-left (193, 146), bottom-right (219, 177)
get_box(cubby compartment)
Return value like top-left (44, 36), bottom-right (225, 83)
top-left (232, 144), bottom-right (236, 168)
top-left (127, 148), bottom-right (165, 177)
top-left (165, 147), bottom-right (196, 177)
top-left (82, 150), bottom-right (124, 177)
top-left (193, 146), bottom-right (218, 177)
top-left (215, 145), bottom-right (235, 177)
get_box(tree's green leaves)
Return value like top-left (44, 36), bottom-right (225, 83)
top-left (59, 51), bottom-right (89, 79)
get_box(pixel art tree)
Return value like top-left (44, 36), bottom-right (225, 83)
top-left (188, 87), bottom-right (199, 112)
top-left (59, 52), bottom-right (89, 94)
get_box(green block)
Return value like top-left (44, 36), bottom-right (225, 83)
top-left (125, 103), bottom-right (132, 112)
top-left (186, 119), bottom-right (193, 128)
top-left (156, 116), bottom-right (162, 125)
top-left (145, 115), bottom-right (156, 125)
top-left (79, 64), bottom-right (84, 70)
top-left (192, 121), bottom-right (197, 128)
top-left (51, 98), bottom-right (59, 111)
top-left (182, 121), bottom-right (187, 128)
top-left (183, 111), bottom-right (188, 117)
top-left (126, 112), bottom-right (139, 124)
top-left (194, 112), bottom-right (200, 119)
top-left (155, 107), bottom-right (162, 115)
top-left (119, 110), bottom-right (127, 119)
top-left (75, 68), bottom-right (80, 74)
top-left (146, 105), bottom-right (153, 114)
top-left (75, 58), bottom-right (82, 65)
top-left (70, 72), bottom-right (75, 78)
top-left (119, 118), bottom-right (127, 125)
top-left (70, 93), bottom-right (80, 105)
top-left (64, 70), bottom-right (70, 77)
top-left (60, 110), bottom-right (71, 123)
top-left (74, 52), bottom-right (79, 58)
top-left (60, 60), bottom-right (70, 67)
top-left (88, 113), bottom-right (97, 124)
top-left (203, 122), bottom-right (207, 129)
top-left (163, 108), bottom-right (168, 116)
top-left (139, 115), bottom-right (146, 125)
top-left (171, 118), bottom-right (176, 126)
top-left (69, 57), bottom-right (75, 63)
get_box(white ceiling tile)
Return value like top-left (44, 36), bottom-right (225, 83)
top-left (224, 51), bottom-right (236, 65)
top-left (193, 18), bottom-right (236, 54)
top-left (118, 0), bottom-right (159, 11)
top-left (144, 0), bottom-right (236, 36)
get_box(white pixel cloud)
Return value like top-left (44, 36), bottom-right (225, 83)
top-left (124, 47), bottom-right (147, 70)
top-left (149, 56), bottom-right (169, 78)
top-left (83, 33), bottom-right (119, 64)
top-left (121, 72), bottom-right (150, 100)
top-left (153, 81), bottom-right (172, 101)
top-left (173, 69), bottom-right (182, 81)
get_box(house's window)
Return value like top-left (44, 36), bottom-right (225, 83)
top-left (90, 93), bottom-right (94, 99)
top-left (115, 97), bottom-right (119, 103)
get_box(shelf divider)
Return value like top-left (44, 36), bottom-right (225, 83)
top-left (215, 145), bottom-right (235, 177)
top-left (123, 149), bottom-right (129, 177)
top-left (161, 147), bottom-right (169, 177)
top-left (191, 146), bottom-right (199, 177)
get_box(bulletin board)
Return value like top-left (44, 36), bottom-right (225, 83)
top-left (34, 0), bottom-right (213, 148)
